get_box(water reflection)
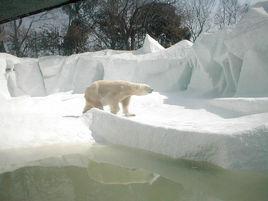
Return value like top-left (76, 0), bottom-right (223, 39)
top-left (0, 144), bottom-right (267, 201)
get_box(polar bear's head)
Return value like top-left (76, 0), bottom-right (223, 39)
top-left (133, 83), bottom-right (153, 96)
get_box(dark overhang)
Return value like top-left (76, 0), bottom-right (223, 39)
top-left (0, 0), bottom-right (83, 24)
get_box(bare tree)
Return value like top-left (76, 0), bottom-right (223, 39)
top-left (5, 13), bottom-right (48, 57)
top-left (92, 0), bottom-right (138, 50)
top-left (39, 25), bottom-right (63, 56)
top-left (215, 0), bottom-right (249, 30)
top-left (179, 0), bottom-right (216, 42)
top-left (92, 0), bottom-right (190, 49)
top-left (23, 24), bottom-right (63, 57)
top-left (6, 19), bottom-right (31, 56)
top-left (61, 0), bottom-right (98, 55)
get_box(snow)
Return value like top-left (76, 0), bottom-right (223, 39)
top-left (0, 54), bottom-right (21, 98)
top-left (135, 34), bottom-right (165, 54)
top-left (14, 61), bottom-right (46, 96)
top-left (0, 3), bottom-right (268, 171)
top-left (88, 93), bottom-right (268, 170)
top-left (188, 4), bottom-right (268, 97)
top-left (0, 93), bottom-right (93, 151)
top-left (208, 97), bottom-right (268, 115)
top-left (72, 56), bottom-right (103, 93)
top-left (235, 50), bottom-right (268, 97)
top-left (3, 4), bottom-right (267, 98)
top-left (254, 1), bottom-right (268, 12)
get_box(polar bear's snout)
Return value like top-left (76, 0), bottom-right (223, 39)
top-left (143, 85), bottom-right (153, 94)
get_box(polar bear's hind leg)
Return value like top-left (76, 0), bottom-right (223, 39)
top-left (110, 103), bottom-right (120, 114)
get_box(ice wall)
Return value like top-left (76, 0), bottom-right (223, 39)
top-left (188, 3), bottom-right (268, 97)
top-left (2, 2), bottom-right (268, 98)
top-left (4, 34), bottom-right (184, 97)
top-left (0, 54), bottom-right (18, 98)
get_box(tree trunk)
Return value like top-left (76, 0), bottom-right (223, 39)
top-left (130, 34), bottom-right (135, 50)
top-left (0, 41), bottom-right (6, 52)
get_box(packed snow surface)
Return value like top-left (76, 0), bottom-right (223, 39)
top-left (0, 3), bottom-right (268, 171)
top-left (88, 93), bottom-right (268, 170)
top-left (0, 92), bottom-right (93, 150)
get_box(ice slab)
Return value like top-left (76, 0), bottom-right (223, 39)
top-left (87, 93), bottom-right (268, 170)
top-left (208, 97), bottom-right (268, 115)
top-left (72, 56), bottom-right (104, 93)
top-left (0, 143), bottom-right (91, 174)
top-left (0, 93), bottom-right (94, 151)
top-left (14, 61), bottom-right (46, 96)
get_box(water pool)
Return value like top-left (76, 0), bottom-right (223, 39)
top-left (0, 144), bottom-right (267, 201)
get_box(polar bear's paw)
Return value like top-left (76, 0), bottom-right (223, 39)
top-left (124, 113), bottom-right (136, 117)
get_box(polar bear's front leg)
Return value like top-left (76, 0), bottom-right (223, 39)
top-left (83, 101), bottom-right (103, 114)
top-left (83, 101), bottom-right (93, 113)
top-left (121, 96), bottom-right (135, 117)
top-left (110, 103), bottom-right (120, 114)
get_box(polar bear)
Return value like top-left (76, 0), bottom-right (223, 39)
top-left (83, 80), bottom-right (153, 116)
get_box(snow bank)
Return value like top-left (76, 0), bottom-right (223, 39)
top-left (0, 93), bottom-right (93, 150)
top-left (72, 56), bottom-right (104, 93)
top-left (4, 34), bottom-right (181, 96)
top-left (135, 34), bottom-right (165, 54)
top-left (38, 55), bottom-right (66, 94)
top-left (235, 50), bottom-right (268, 97)
top-left (188, 3), bottom-right (268, 97)
top-left (208, 97), bottom-right (268, 115)
top-left (0, 54), bottom-right (22, 98)
top-left (14, 61), bottom-right (46, 96)
top-left (2, 3), bottom-right (268, 98)
top-left (102, 38), bottom-right (193, 91)
top-left (5, 3), bottom-right (268, 98)
top-left (88, 106), bottom-right (268, 170)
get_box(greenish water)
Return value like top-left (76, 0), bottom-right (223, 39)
top-left (0, 145), bottom-right (268, 201)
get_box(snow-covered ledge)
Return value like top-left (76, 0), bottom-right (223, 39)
top-left (88, 108), bottom-right (268, 170)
